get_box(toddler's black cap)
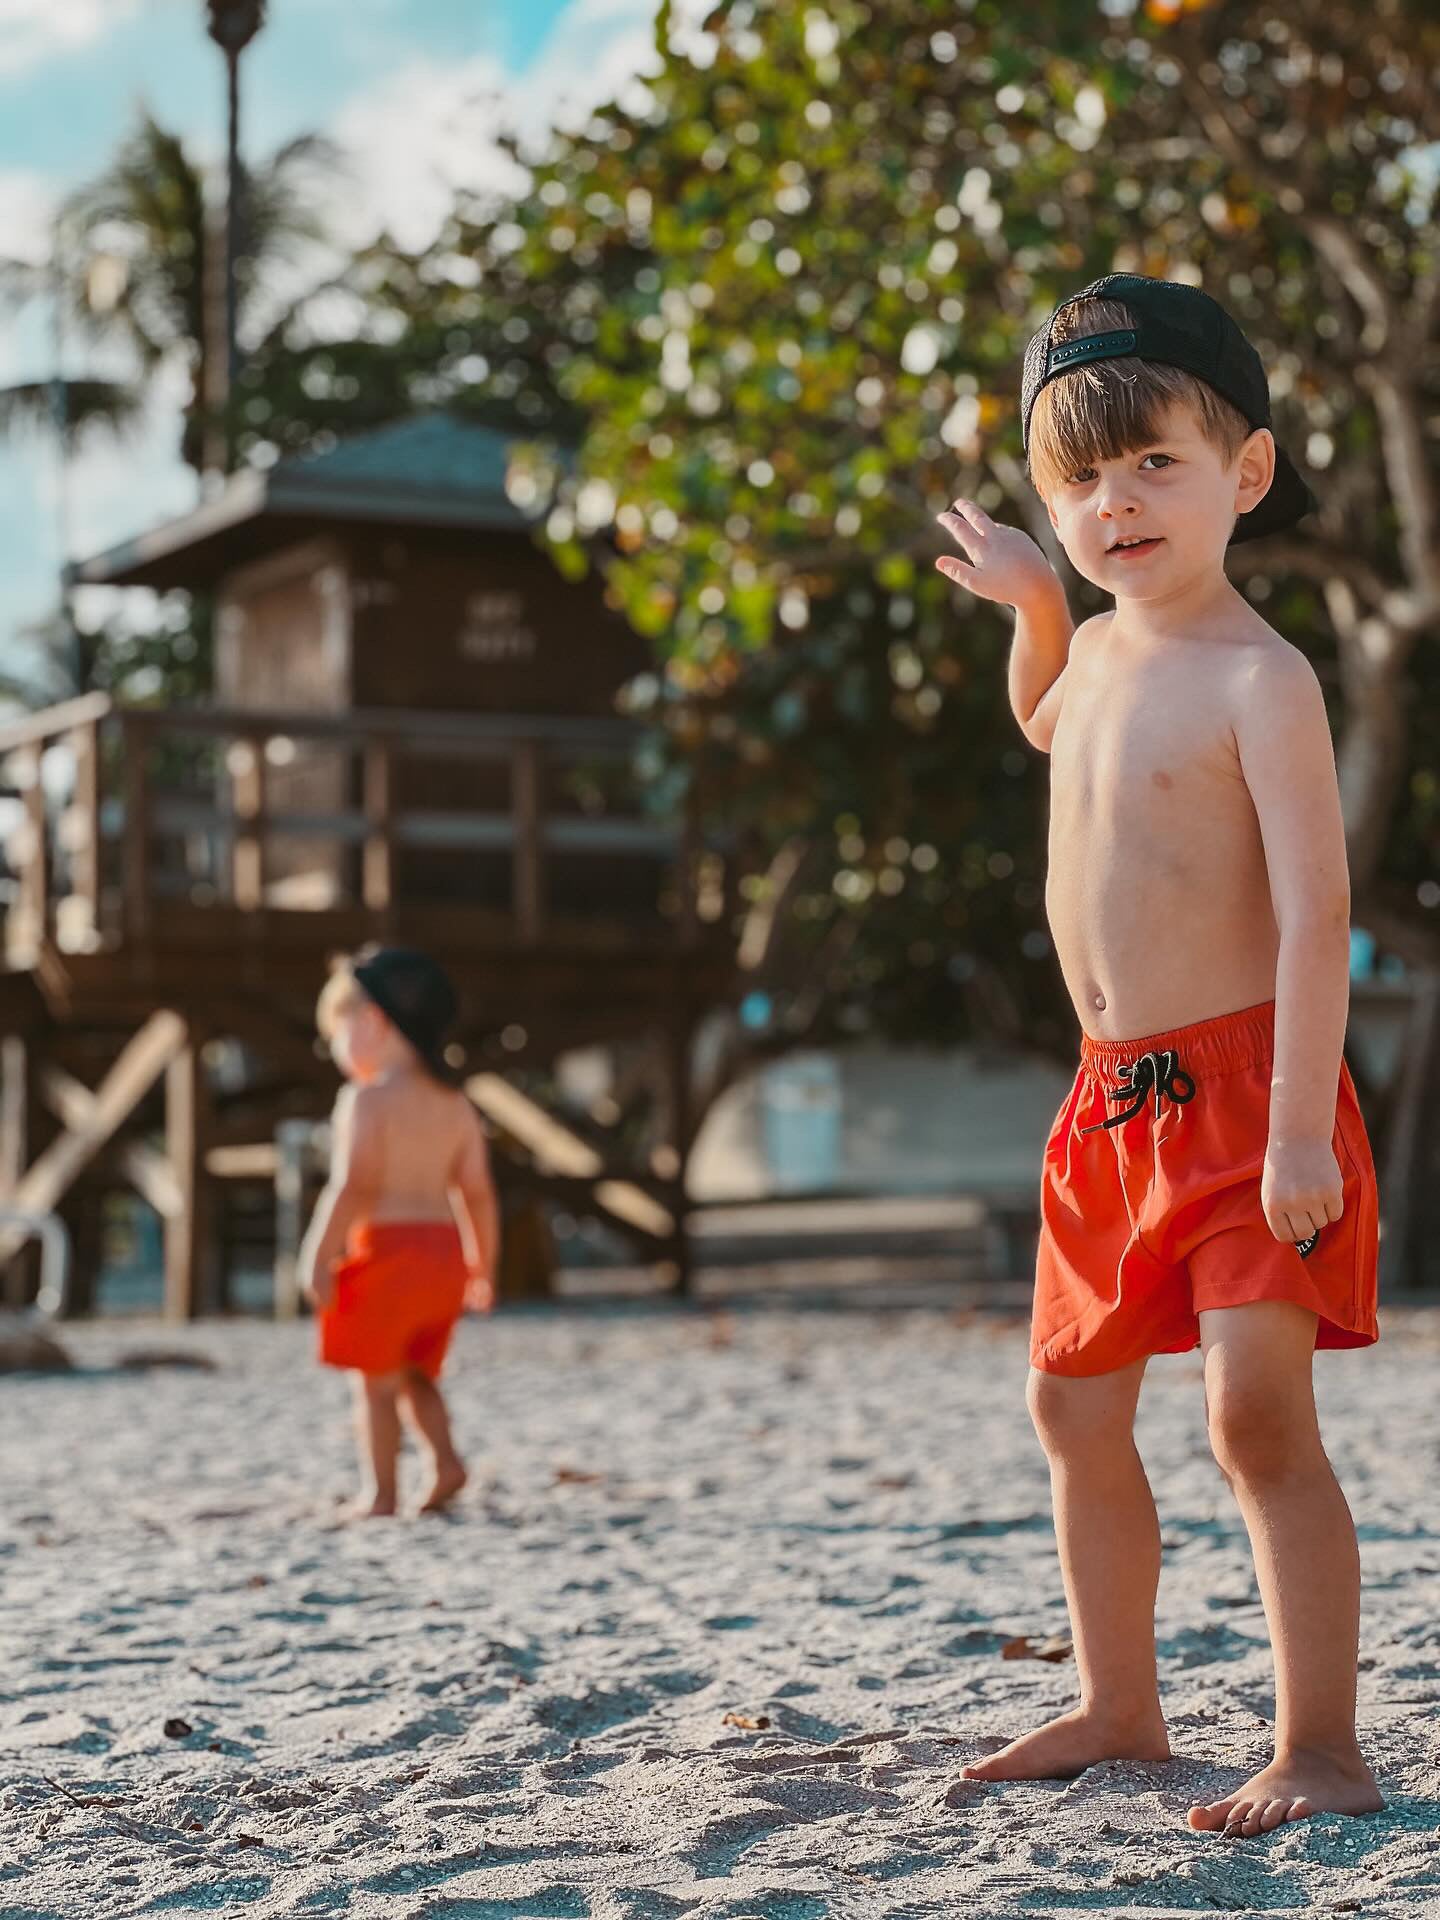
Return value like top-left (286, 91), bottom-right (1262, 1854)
top-left (1020, 272), bottom-right (1316, 544)
top-left (352, 945), bottom-right (460, 1083)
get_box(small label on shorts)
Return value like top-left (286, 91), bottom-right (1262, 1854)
top-left (1295, 1231), bottom-right (1319, 1260)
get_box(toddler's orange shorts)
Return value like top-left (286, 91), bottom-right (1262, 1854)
top-left (1032, 1001), bottom-right (1378, 1377)
top-left (318, 1220), bottom-right (469, 1380)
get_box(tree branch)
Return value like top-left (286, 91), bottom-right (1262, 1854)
top-left (1358, 363), bottom-right (1440, 613)
top-left (1225, 538), bottom-right (1389, 611)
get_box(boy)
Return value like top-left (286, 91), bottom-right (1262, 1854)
top-left (936, 274), bottom-right (1382, 1835)
top-left (300, 946), bottom-right (499, 1519)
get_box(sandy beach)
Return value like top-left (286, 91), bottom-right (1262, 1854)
top-left (2, 1300), bottom-right (1438, 1918)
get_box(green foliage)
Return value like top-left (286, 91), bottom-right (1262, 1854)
top-left (385, 0), bottom-right (1435, 1048)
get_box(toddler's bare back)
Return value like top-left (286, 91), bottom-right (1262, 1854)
top-left (1046, 608), bottom-right (1287, 1042)
top-left (356, 1073), bottom-right (481, 1223)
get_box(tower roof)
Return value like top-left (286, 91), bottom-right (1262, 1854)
top-left (74, 413), bottom-right (550, 591)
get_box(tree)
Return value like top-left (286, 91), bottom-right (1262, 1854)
top-left (395, 5), bottom-right (1436, 1107)
top-left (0, 112), bottom-right (343, 477)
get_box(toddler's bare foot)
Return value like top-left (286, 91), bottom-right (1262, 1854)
top-left (1188, 1747), bottom-right (1382, 1835)
top-left (340, 1494), bottom-right (397, 1522)
top-left (961, 1706), bottom-right (1170, 1782)
top-left (419, 1461), bottom-right (468, 1514)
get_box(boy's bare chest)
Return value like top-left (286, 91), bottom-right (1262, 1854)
top-left (1050, 668), bottom-right (1257, 866)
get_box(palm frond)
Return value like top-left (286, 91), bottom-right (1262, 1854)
top-left (0, 378), bottom-right (142, 447)
top-left (0, 256), bottom-right (52, 311)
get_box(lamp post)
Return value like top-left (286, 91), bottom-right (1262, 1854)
top-left (203, 1), bottom-right (266, 474)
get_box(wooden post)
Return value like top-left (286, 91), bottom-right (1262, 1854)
top-left (230, 735), bottom-right (266, 910)
top-left (67, 719), bottom-right (102, 942)
top-left (362, 737), bottom-right (395, 924)
top-left (512, 739), bottom-right (545, 942)
top-left (120, 715), bottom-right (151, 945)
top-left (0, 1035), bottom-right (33, 1307)
top-left (661, 1008), bottom-right (694, 1296)
top-left (165, 1033), bottom-right (219, 1320)
top-left (18, 745), bottom-right (50, 950)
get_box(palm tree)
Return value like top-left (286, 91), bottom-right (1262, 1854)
top-left (0, 111), bottom-right (341, 478)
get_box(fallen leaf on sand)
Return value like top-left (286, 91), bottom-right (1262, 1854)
top-left (1001, 1635), bottom-right (1074, 1664)
top-left (162, 1718), bottom-right (194, 1740)
top-left (234, 1834), bottom-right (264, 1848)
top-left (553, 1466), bottom-right (605, 1486)
top-left (246, 1575), bottom-right (270, 1590)
top-left (722, 1711), bottom-right (772, 1731)
top-left (871, 1474), bottom-right (913, 1491)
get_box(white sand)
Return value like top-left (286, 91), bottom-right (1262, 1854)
top-left (2, 1302), bottom-right (1438, 1918)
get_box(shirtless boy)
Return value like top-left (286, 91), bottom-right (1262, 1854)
top-left (300, 946), bottom-right (498, 1519)
top-left (936, 274), bottom-right (1382, 1835)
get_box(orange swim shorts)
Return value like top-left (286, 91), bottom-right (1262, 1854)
top-left (318, 1221), bottom-right (469, 1380)
top-left (1031, 1000), bottom-right (1379, 1377)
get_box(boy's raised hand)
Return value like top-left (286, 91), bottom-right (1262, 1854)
top-left (935, 499), bottom-right (1058, 611)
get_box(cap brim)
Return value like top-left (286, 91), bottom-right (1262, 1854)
top-left (1230, 446), bottom-right (1316, 545)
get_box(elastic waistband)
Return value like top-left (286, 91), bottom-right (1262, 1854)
top-left (348, 1219), bottom-right (462, 1255)
top-left (1081, 1000), bottom-right (1274, 1082)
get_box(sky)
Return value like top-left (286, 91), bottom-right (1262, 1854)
top-left (0, 0), bottom-right (669, 671)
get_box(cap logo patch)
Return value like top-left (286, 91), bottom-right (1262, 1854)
top-left (1046, 329), bottom-right (1138, 373)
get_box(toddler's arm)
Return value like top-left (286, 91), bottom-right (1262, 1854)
top-left (1234, 647), bottom-right (1352, 1245)
top-left (935, 498), bottom-right (1075, 752)
top-left (298, 1086), bottom-right (383, 1307)
top-left (449, 1105), bottom-right (500, 1312)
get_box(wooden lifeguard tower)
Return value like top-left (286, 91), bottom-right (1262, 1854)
top-left (0, 414), bottom-right (734, 1314)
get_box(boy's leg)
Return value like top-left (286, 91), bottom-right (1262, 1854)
top-left (962, 1357), bottom-right (1170, 1781)
top-left (351, 1371), bottom-right (404, 1517)
top-left (1188, 1301), bottom-right (1381, 1834)
top-left (400, 1369), bottom-right (468, 1511)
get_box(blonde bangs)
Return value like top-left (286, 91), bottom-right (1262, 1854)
top-left (1027, 297), bottom-right (1251, 497)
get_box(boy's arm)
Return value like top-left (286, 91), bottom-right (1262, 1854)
top-left (1233, 647), bottom-right (1352, 1245)
top-left (298, 1086), bottom-right (384, 1305)
top-left (448, 1105), bottom-right (500, 1312)
top-left (936, 498), bottom-right (1075, 752)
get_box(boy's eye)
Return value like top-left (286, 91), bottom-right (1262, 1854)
top-left (1067, 467), bottom-right (1096, 485)
top-left (1140, 453), bottom-right (1174, 469)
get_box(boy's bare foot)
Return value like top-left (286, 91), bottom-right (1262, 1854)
top-left (961, 1706), bottom-right (1171, 1781)
top-left (419, 1461), bottom-right (468, 1514)
top-left (340, 1494), bottom-right (397, 1521)
top-left (1188, 1747), bottom-right (1382, 1835)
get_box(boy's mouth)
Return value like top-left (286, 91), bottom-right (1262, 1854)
top-left (1108, 535), bottom-right (1163, 558)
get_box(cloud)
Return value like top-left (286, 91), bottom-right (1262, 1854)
top-left (326, 54), bottom-right (527, 251)
top-left (324, 0), bottom-right (698, 251)
top-left (0, 168), bottom-right (58, 264)
top-left (0, 0), bottom-right (144, 78)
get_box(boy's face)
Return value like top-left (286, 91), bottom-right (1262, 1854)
top-left (1041, 399), bottom-right (1275, 600)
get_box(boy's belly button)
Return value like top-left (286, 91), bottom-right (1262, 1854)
top-left (1094, 991), bottom-right (1106, 1011)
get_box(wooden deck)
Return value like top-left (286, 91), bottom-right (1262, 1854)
top-left (0, 697), bottom-right (736, 1314)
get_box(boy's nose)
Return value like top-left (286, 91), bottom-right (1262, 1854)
top-left (1096, 492), bottom-right (1141, 521)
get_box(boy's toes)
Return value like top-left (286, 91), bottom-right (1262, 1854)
top-left (1187, 1797), bottom-right (1239, 1832)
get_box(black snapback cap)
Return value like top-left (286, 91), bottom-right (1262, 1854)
top-left (1020, 273), bottom-right (1316, 544)
top-left (351, 945), bottom-right (461, 1084)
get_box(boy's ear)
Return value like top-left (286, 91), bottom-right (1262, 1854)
top-left (1233, 427), bottom-right (1276, 517)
